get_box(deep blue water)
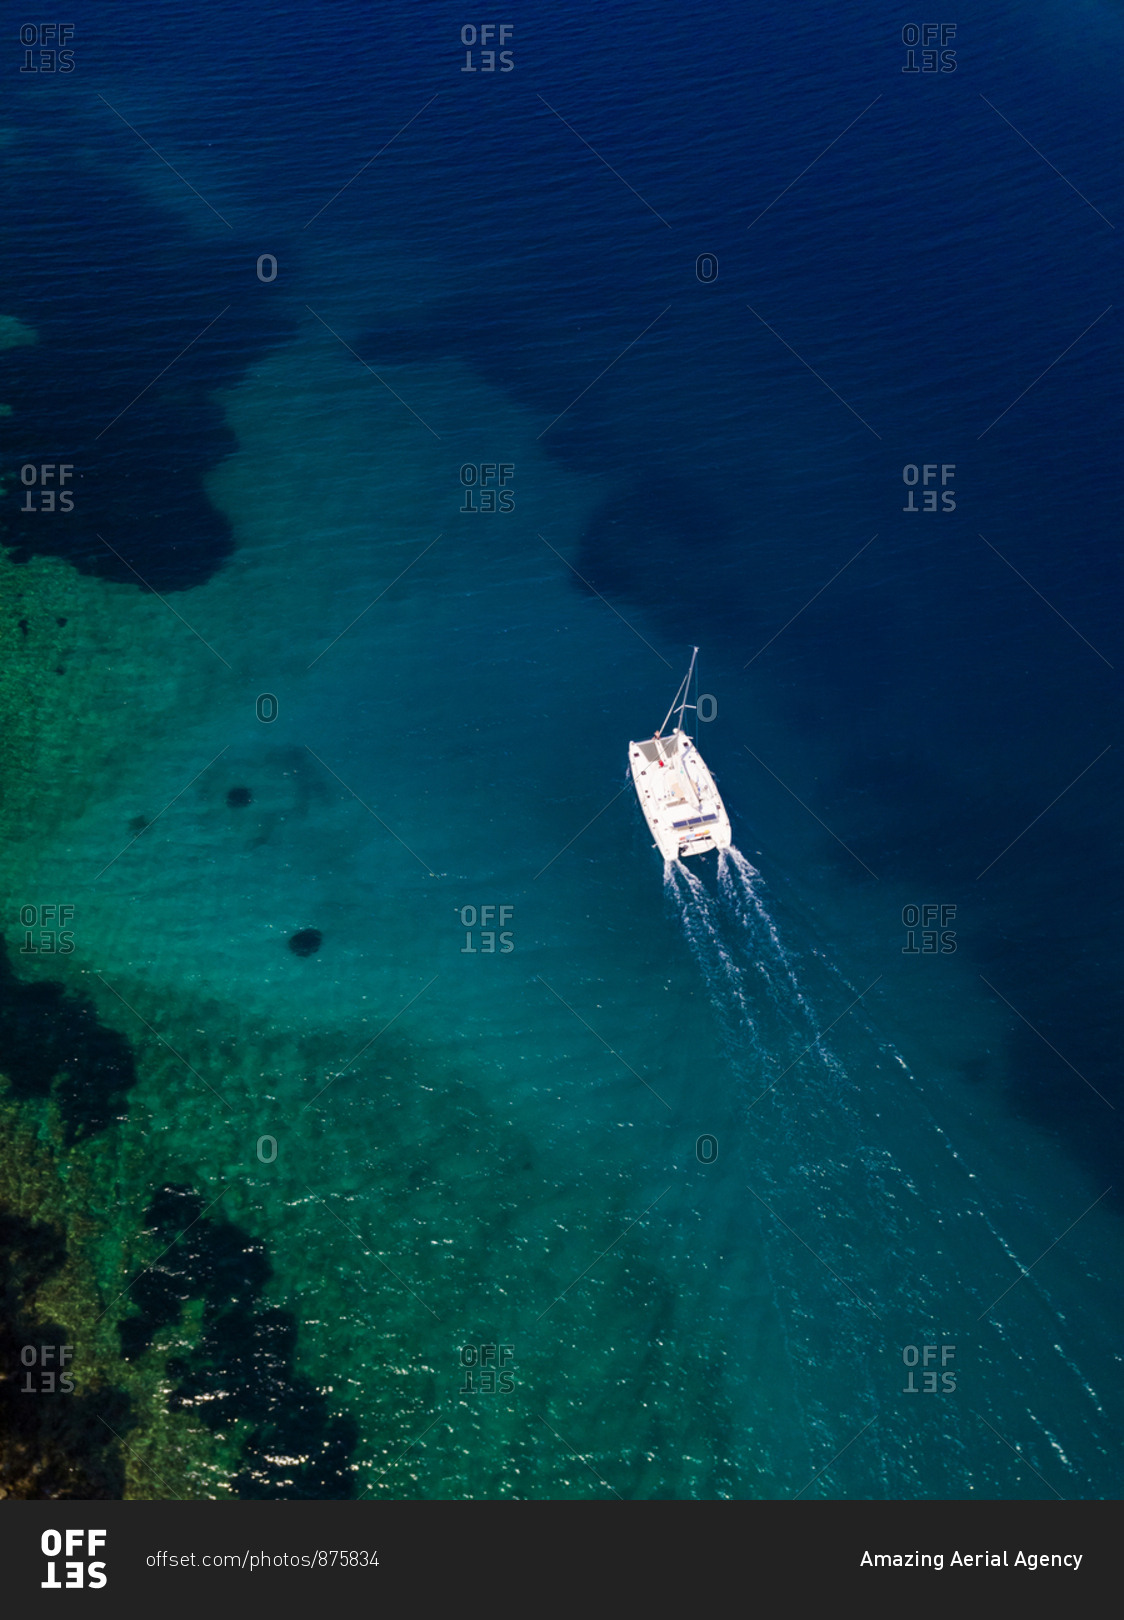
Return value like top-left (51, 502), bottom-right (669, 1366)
top-left (3, 0), bottom-right (1122, 1498)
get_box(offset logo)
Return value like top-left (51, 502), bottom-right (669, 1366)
top-left (20, 1343), bottom-right (75, 1392)
top-left (460, 463), bottom-right (515, 513)
top-left (902, 1343), bottom-right (957, 1393)
top-left (458, 903), bottom-right (514, 953)
top-left (19, 464), bottom-right (75, 512)
top-left (459, 24), bottom-right (514, 73)
top-left (19, 23), bottom-right (76, 72)
top-left (901, 23), bottom-right (957, 72)
top-left (460, 1343), bottom-right (515, 1392)
top-left (902, 463), bottom-right (956, 512)
top-left (41, 1529), bottom-right (107, 1589)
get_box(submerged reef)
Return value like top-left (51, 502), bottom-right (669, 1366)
top-left (0, 1211), bottom-right (130, 1498)
top-left (0, 944), bottom-right (356, 1498)
top-left (118, 1186), bottom-right (357, 1499)
top-left (0, 938), bottom-right (137, 1142)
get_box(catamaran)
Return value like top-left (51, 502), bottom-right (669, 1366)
top-left (629, 648), bottom-right (731, 860)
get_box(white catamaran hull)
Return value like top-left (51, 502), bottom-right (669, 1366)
top-left (629, 727), bottom-right (732, 860)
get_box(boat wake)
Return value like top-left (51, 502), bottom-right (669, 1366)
top-left (661, 843), bottom-right (1117, 1497)
top-left (663, 846), bottom-right (825, 1099)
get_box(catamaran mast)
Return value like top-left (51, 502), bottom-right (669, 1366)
top-left (656, 647), bottom-right (699, 738)
top-left (677, 646), bottom-right (699, 736)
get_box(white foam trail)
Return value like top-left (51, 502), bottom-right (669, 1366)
top-left (662, 846), bottom-right (837, 1096)
top-left (664, 858), bottom-right (757, 1036)
top-left (665, 844), bottom-right (1118, 1496)
top-left (718, 846), bottom-right (814, 1025)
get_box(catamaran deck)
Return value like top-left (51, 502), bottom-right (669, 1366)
top-left (629, 728), bottom-right (731, 860)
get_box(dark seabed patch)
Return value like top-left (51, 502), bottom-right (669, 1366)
top-left (0, 103), bottom-right (295, 592)
top-left (0, 938), bottom-right (137, 1142)
top-left (0, 1211), bottom-right (132, 1499)
top-left (119, 1185), bottom-right (357, 1499)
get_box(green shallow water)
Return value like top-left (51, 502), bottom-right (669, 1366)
top-left (0, 329), bottom-right (801, 1497)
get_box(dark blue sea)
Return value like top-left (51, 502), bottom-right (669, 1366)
top-left (2, 0), bottom-right (1121, 1499)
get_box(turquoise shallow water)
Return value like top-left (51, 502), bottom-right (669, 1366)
top-left (4, 304), bottom-right (1120, 1498)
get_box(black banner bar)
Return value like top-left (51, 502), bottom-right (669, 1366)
top-left (0, 1500), bottom-right (1112, 1607)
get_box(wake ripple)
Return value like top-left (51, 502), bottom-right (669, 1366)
top-left (660, 844), bottom-right (1116, 1497)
